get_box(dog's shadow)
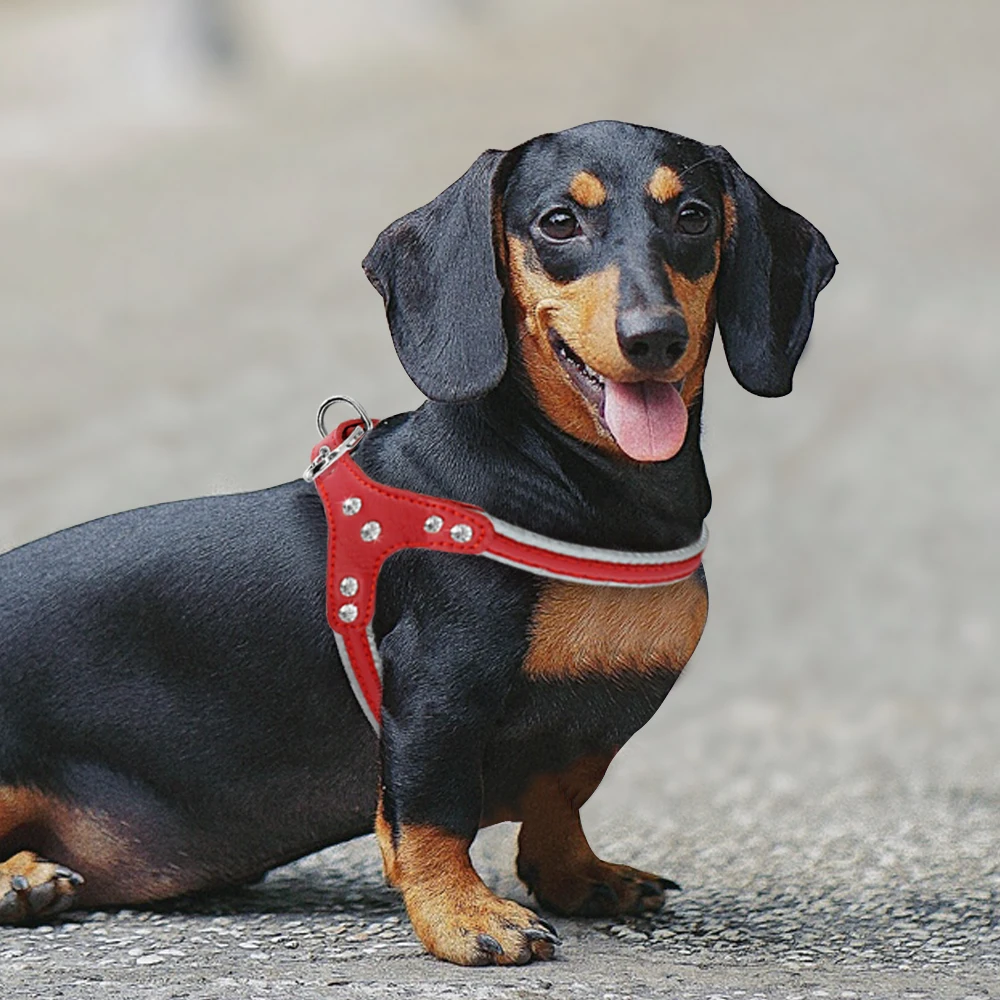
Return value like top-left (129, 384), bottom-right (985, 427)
top-left (121, 824), bottom-right (996, 970)
top-left (142, 824), bottom-right (531, 921)
top-left (145, 835), bottom-right (401, 919)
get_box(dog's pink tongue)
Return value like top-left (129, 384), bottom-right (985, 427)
top-left (603, 380), bottom-right (688, 462)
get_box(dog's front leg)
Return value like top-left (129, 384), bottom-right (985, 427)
top-left (373, 610), bottom-right (558, 966)
top-left (516, 756), bottom-right (678, 917)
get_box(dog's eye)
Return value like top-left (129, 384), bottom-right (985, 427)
top-left (539, 209), bottom-right (582, 241)
top-left (676, 203), bottom-right (711, 235)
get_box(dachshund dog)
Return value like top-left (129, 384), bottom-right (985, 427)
top-left (0, 121), bottom-right (835, 965)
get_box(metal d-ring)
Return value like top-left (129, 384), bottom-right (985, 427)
top-left (303, 395), bottom-right (373, 482)
top-left (316, 394), bottom-right (373, 438)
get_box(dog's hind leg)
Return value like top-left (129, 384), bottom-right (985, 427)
top-left (0, 780), bottom-right (212, 923)
top-left (0, 788), bottom-right (84, 924)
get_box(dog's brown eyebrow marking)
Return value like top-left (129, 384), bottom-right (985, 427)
top-left (568, 171), bottom-right (606, 208)
top-left (647, 165), bottom-right (683, 203)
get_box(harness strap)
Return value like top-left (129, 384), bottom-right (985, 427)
top-left (310, 420), bottom-right (707, 732)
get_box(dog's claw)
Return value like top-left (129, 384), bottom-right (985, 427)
top-left (10, 875), bottom-right (30, 893)
top-left (524, 926), bottom-right (561, 946)
top-left (536, 917), bottom-right (560, 938)
top-left (477, 933), bottom-right (504, 957)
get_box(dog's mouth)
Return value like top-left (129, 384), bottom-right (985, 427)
top-left (550, 331), bottom-right (689, 462)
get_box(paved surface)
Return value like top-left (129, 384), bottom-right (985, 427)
top-left (1, 1), bottom-right (998, 997)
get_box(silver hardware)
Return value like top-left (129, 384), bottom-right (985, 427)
top-left (338, 603), bottom-right (359, 623)
top-left (341, 497), bottom-right (362, 516)
top-left (340, 576), bottom-right (359, 597)
top-left (360, 521), bottom-right (382, 542)
top-left (302, 395), bottom-right (374, 482)
top-left (450, 524), bottom-right (473, 543)
top-left (316, 395), bottom-right (373, 438)
top-left (424, 515), bottom-right (444, 533)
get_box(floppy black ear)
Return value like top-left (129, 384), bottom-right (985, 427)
top-left (710, 146), bottom-right (837, 397)
top-left (362, 149), bottom-right (512, 402)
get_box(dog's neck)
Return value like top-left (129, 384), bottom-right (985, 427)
top-left (355, 371), bottom-right (710, 554)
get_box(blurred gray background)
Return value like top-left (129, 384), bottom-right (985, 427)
top-left (1, 1), bottom-right (997, 997)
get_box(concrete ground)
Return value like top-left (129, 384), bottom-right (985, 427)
top-left (1, 1), bottom-right (998, 997)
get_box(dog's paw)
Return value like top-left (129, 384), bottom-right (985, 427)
top-left (521, 857), bottom-right (679, 917)
top-left (0, 851), bottom-right (84, 924)
top-left (407, 885), bottom-right (560, 966)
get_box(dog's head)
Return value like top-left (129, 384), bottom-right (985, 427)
top-left (363, 121), bottom-right (836, 462)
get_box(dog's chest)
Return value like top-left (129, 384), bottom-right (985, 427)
top-left (481, 572), bottom-right (707, 813)
top-left (522, 572), bottom-right (707, 681)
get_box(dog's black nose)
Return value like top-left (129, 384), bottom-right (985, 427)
top-left (616, 308), bottom-right (688, 371)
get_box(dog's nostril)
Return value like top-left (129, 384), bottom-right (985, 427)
top-left (662, 341), bottom-right (685, 367)
top-left (627, 341), bottom-right (651, 358)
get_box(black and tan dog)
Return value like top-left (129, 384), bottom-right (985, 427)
top-left (0, 121), bottom-right (835, 965)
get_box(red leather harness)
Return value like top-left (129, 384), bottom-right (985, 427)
top-left (307, 413), bottom-right (707, 732)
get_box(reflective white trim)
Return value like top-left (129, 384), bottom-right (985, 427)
top-left (334, 631), bottom-right (381, 733)
top-left (487, 518), bottom-right (708, 566)
top-left (481, 552), bottom-right (698, 587)
top-left (366, 625), bottom-right (384, 682)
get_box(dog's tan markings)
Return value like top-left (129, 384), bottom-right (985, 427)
top-left (524, 573), bottom-right (708, 682)
top-left (722, 192), bottom-right (736, 245)
top-left (647, 165), bottom-right (683, 203)
top-left (0, 786), bottom-right (197, 915)
top-left (0, 785), bottom-right (45, 837)
top-left (663, 241), bottom-right (721, 404)
top-left (517, 322), bottom-right (608, 448)
top-left (568, 171), bottom-right (606, 208)
top-left (374, 795), bottom-right (400, 882)
top-left (516, 756), bottom-right (672, 916)
top-left (376, 799), bottom-right (555, 965)
top-left (506, 236), bottom-right (622, 451)
top-left (507, 238), bottom-right (626, 376)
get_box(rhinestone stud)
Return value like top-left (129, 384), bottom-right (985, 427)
top-left (340, 576), bottom-right (359, 597)
top-left (360, 520), bottom-right (382, 542)
top-left (450, 524), bottom-right (473, 543)
top-left (424, 515), bottom-right (444, 533)
top-left (338, 603), bottom-right (358, 623)
top-left (342, 497), bottom-right (362, 516)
